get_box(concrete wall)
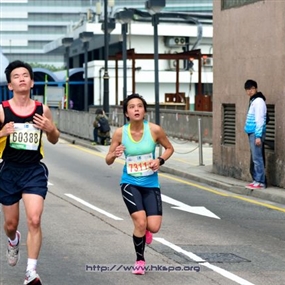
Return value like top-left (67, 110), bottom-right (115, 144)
top-left (51, 107), bottom-right (212, 144)
top-left (213, 0), bottom-right (284, 187)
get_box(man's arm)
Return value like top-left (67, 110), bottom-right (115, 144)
top-left (0, 105), bottom-right (5, 138)
top-left (0, 105), bottom-right (14, 139)
top-left (93, 116), bottom-right (99, 128)
top-left (33, 104), bottom-right (60, 144)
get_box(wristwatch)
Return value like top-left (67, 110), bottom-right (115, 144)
top-left (157, 157), bottom-right (165, 166)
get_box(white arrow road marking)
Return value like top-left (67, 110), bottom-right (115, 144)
top-left (48, 182), bottom-right (53, 186)
top-left (155, 238), bottom-right (255, 285)
top-left (161, 194), bottom-right (220, 219)
top-left (65, 193), bottom-right (123, 221)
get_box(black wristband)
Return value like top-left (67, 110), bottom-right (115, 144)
top-left (157, 157), bottom-right (165, 166)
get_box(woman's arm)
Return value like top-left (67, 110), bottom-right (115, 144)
top-left (151, 123), bottom-right (174, 162)
top-left (105, 127), bottom-right (125, 165)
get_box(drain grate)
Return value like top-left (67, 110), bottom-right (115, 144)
top-left (152, 245), bottom-right (251, 264)
top-left (195, 253), bottom-right (251, 263)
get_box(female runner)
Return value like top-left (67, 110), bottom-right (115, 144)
top-left (105, 94), bottom-right (174, 274)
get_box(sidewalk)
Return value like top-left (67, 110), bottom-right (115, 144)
top-left (59, 132), bottom-right (285, 206)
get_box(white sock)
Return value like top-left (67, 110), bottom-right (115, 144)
top-left (8, 233), bottom-right (19, 246)
top-left (26, 259), bottom-right (37, 272)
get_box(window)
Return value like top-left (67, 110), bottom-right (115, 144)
top-left (195, 83), bottom-right (213, 96)
top-left (222, 104), bottom-right (235, 145)
top-left (265, 104), bottom-right (275, 150)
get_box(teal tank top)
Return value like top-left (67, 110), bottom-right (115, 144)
top-left (120, 120), bottom-right (159, 188)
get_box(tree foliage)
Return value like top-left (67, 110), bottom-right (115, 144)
top-left (29, 62), bottom-right (65, 71)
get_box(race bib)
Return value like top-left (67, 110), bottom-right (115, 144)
top-left (10, 123), bottom-right (41, 151)
top-left (126, 153), bottom-right (154, 177)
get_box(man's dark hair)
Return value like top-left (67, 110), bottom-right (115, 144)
top-left (123, 94), bottom-right (147, 121)
top-left (244, 79), bottom-right (258, 90)
top-left (4, 60), bottom-right (34, 83)
top-left (95, 108), bottom-right (103, 115)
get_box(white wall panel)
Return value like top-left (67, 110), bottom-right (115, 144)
top-left (0, 23), bottom-right (28, 31)
top-left (0, 0), bottom-right (27, 3)
top-left (0, 11), bottom-right (27, 18)
top-left (0, 39), bottom-right (28, 46)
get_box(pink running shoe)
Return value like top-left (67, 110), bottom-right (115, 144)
top-left (245, 181), bottom-right (256, 189)
top-left (145, 230), bottom-right (153, 245)
top-left (248, 182), bottom-right (265, 190)
top-left (132, 260), bottom-right (145, 275)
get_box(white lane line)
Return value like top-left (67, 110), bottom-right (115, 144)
top-left (65, 193), bottom-right (123, 221)
top-left (154, 238), bottom-right (255, 285)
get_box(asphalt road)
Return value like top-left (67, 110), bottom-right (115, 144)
top-left (1, 137), bottom-right (285, 285)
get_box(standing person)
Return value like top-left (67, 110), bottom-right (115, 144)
top-left (105, 94), bottom-right (174, 275)
top-left (93, 109), bottom-right (111, 145)
top-left (0, 60), bottom-right (60, 284)
top-left (244, 79), bottom-right (267, 189)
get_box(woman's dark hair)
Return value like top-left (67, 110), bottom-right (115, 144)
top-left (5, 60), bottom-right (34, 83)
top-left (95, 108), bottom-right (103, 115)
top-left (123, 94), bottom-right (148, 121)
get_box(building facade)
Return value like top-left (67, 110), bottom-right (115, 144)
top-left (43, 0), bottom-right (213, 111)
top-left (1, 0), bottom-right (213, 111)
top-left (213, 0), bottom-right (282, 187)
top-left (0, 0), bottom-right (94, 67)
top-left (0, 0), bottom-right (212, 67)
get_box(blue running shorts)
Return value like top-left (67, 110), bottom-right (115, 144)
top-left (0, 161), bottom-right (49, 206)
